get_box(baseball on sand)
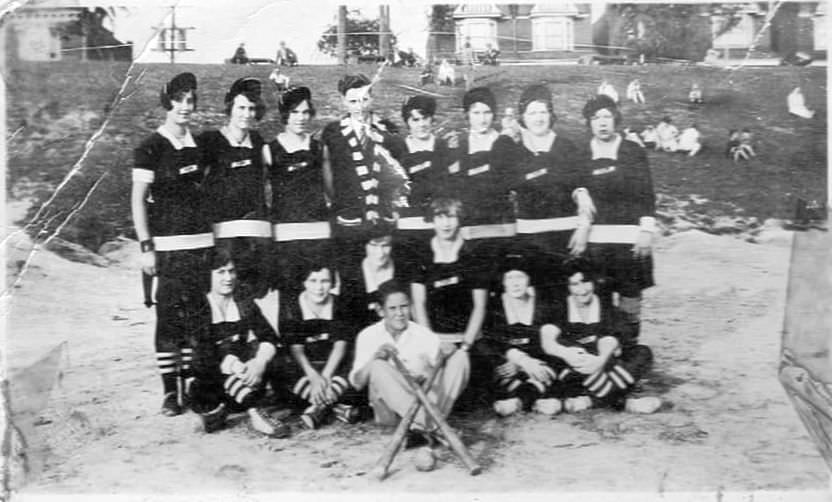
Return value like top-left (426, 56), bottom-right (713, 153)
top-left (414, 446), bottom-right (436, 472)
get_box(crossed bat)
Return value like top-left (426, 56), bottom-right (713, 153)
top-left (371, 352), bottom-right (482, 480)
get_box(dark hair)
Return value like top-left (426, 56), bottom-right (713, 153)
top-left (295, 259), bottom-right (335, 287)
top-left (463, 86), bottom-right (496, 113)
top-left (338, 74), bottom-right (372, 96)
top-left (224, 77), bottom-right (265, 120)
top-left (278, 86), bottom-right (316, 124)
top-left (428, 196), bottom-right (464, 221)
top-left (562, 257), bottom-right (600, 285)
top-left (160, 72), bottom-right (198, 110)
top-left (401, 95), bottom-right (436, 123)
top-left (365, 219), bottom-right (396, 242)
top-left (581, 94), bottom-right (621, 127)
top-left (377, 279), bottom-right (410, 306)
top-left (207, 245), bottom-right (235, 272)
top-left (517, 84), bottom-right (556, 128)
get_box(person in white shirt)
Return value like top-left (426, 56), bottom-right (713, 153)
top-left (626, 79), bottom-right (645, 104)
top-left (655, 116), bottom-right (679, 152)
top-left (349, 280), bottom-right (470, 435)
top-left (597, 80), bottom-right (619, 104)
top-left (677, 124), bottom-right (702, 157)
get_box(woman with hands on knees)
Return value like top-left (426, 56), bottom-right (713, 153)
top-left (540, 258), bottom-right (659, 414)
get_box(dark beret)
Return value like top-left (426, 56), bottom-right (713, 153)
top-left (225, 77), bottom-right (262, 105)
top-left (338, 74), bottom-right (372, 95)
top-left (163, 72), bottom-right (197, 98)
top-left (582, 94), bottom-right (619, 121)
top-left (518, 84), bottom-right (552, 115)
top-left (463, 86), bottom-right (496, 113)
top-left (278, 86), bottom-right (311, 115)
top-left (401, 95), bottom-right (437, 121)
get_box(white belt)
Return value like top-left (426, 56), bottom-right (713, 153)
top-left (588, 224), bottom-right (641, 244)
top-left (213, 220), bottom-right (272, 239)
top-left (397, 216), bottom-right (434, 231)
top-left (153, 232), bottom-right (214, 251)
top-left (515, 216), bottom-right (579, 234)
top-left (273, 221), bottom-right (332, 242)
top-left (461, 223), bottom-right (516, 240)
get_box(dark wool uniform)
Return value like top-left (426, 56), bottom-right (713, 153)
top-left (581, 137), bottom-right (655, 297)
top-left (199, 129), bottom-right (270, 297)
top-left (267, 135), bottom-right (331, 295)
top-left (504, 133), bottom-right (584, 292)
top-left (338, 262), bottom-right (403, 332)
top-left (547, 295), bottom-right (653, 408)
top-left (481, 293), bottom-right (560, 406)
top-left (278, 293), bottom-right (358, 406)
top-left (133, 128), bottom-right (213, 397)
top-left (321, 117), bottom-right (401, 273)
top-left (387, 134), bottom-right (453, 243)
top-left (187, 294), bottom-right (285, 413)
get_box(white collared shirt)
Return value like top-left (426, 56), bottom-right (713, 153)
top-left (349, 320), bottom-right (440, 389)
top-left (156, 125), bottom-right (196, 150)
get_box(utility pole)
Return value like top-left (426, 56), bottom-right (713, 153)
top-left (153, 5), bottom-right (194, 64)
top-left (337, 5), bottom-right (347, 64)
top-left (379, 4), bottom-right (390, 62)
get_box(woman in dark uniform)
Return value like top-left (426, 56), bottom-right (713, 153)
top-left (131, 72), bottom-right (213, 416)
top-left (266, 86), bottom-right (331, 299)
top-left (580, 95), bottom-right (656, 342)
top-left (387, 95), bottom-right (452, 245)
top-left (481, 253), bottom-right (561, 416)
top-left (279, 261), bottom-right (361, 429)
top-left (499, 84), bottom-right (593, 296)
top-left (200, 77), bottom-right (271, 298)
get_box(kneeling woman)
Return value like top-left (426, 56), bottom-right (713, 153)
top-left (540, 258), bottom-right (659, 413)
top-left (188, 248), bottom-right (289, 437)
top-left (279, 261), bottom-right (361, 429)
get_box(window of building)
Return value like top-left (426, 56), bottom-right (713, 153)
top-left (532, 17), bottom-right (573, 51)
top-left (712, 14), bottom-right (755, 48)
top-left (457, 18), bottom-right (497, 51)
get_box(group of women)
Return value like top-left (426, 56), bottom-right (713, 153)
top-left (131, 69), bottom-right (661, 437)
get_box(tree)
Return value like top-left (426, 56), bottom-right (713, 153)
top-left (600, 3), bottom-right (747, 61)
top-left (426, 4), bottom-right (455, 62)
top-left (318, 9), bottom-right (397, 59)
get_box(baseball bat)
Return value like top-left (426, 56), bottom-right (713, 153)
top-left (389, 353), bottom-right (482, 476)
top-left (371, 353), bottom-right (448, 480)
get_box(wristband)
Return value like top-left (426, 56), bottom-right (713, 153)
top-left (140, 239), bottom-right (155, 253)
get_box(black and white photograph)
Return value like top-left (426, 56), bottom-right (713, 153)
top-left (1, 0), bottom-right (829, 500)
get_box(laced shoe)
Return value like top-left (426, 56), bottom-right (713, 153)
top-left (300, 404), bottom-right (330, 430)
top-left (563, 396), bottom-right (593, 413)
top-left (161, 392), bottom-right (182, 417)
top-left (199, 403), bottom-right (228, 433)
top-left (532, 398), bottom-right (563, 416)
top-left (625, 396), bottom-right (662, 414)
top-left (493, 397), bottom-right (522, 417)
top-left (248, 407), bottom-right (290, 437)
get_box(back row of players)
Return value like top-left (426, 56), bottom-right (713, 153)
top-left (131, 71), bottom-right (659, 437)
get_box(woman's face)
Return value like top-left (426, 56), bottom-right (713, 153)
top-left (286, 99), bottom-right (312, 135)
top-left (210, 261), bottom-right (237, 296)
top-left (406, 109), bottom-right (433, 140)
top-left (567, 271), bottom-right (595, 306)
top-left (229, 94), bottom-right (257, 132)
top-left (522, 100), bottom-right (551, 137)
top-left (303, 268), bottom-right (333, 304)
top-left (167, 90), bottom-right (195, 126)
top-left (503, 270), bottom-right (530, 299)
top-left (343, 86), bottom-right (372, 120)
top-left (590, 108), bottom-right (616, 142)
top-left (365, 235), bottom-right (393, 268)
top-left (433, 211), bottom-right (460, 240)
top-left (467, 102), bottom-right (494, 134)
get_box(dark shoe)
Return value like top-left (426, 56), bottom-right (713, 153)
top-left (300, 404), bottom-right (330, 430)
top-left (333, 403), bottom-right (360, 424)
top-left (248, 407), bottom-right (290, 438)
top-left (199, 403), bottom-right (228, 433)
top-left (161, 392), bottom-right (182, 417)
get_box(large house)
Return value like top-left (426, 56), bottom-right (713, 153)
top-left (432, 2), bottom-right (826, 63)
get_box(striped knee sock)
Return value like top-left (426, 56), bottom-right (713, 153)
top-left (157, 352), bottom-right (179, 394)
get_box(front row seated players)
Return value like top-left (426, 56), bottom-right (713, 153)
top-left (485, 258), bottom-right (660, 416)
top-left (188, 248), bottom-right (290, 437)
top-left (349, 280), bottom-right (470, 444)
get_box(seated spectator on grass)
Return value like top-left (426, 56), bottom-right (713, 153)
top-left (788, 87), bottom-right (815, 119)
top-left (655, 116), bottom-right (679, 152)
top-left (349, 280), bottom-right (470, 440)
top-left (480, 43), bottom-right (500, 66)
top-left (597, 80), bottom-right (619, 104)
top-left (276, 41), bottom-right (298, 66)
top-left (626, 79), bottom-right (645, 104)
top-left (188, 248), bottom-right (289, 437)
top-left (640, 125), bottom-right (657, 150)
top-left (280, 261), bottom-right (361, 429)
top-left (689, 83), bottom-right (703, 104)
top-left (437, 59), bottom-right (456, 86)
top-left (540, 258), bottom-right (660, 414)
top-left (677, 124), bottom-right (702, 157)
top-left (726, 129), bottom-right (755, 162)
top-left (269, 68), bottom-right (290, 92)
top-left (231, 43), bottom-right (248, 64)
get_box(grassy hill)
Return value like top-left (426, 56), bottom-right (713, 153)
top-left (7, 60), bottom-right (826, 252)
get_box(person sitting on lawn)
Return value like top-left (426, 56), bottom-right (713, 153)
top-left (726, 129), bottom-right (755, 162)
top-left (437, 59), bottom-right (456, 86)
top-left (349, 280), bottom-right (470, 442)
top-left (597, 80), bottom-right (619, 104)
top-left (640, 125), bottom-right (657, 150)
top-left (188, 248), bottom-right (289, 437)
top-left (280, 260), bottom-right (361, 429)
top-left (677, 124), bottom-right (702, 157)
top-left (268, 67), bottom-right (290, 92)
top-left (626, 79), bottom-right (645, 104)
top-left (787, 87), bottom-right (815, 119)
top-left (540, 258), bottom-right (660, 414)
top-left (480, 43), bottom-right (500, 66)
top-left (655, 116), bottom-right (679, 152)
top-left (689, 82), bottom-right (703, 104)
